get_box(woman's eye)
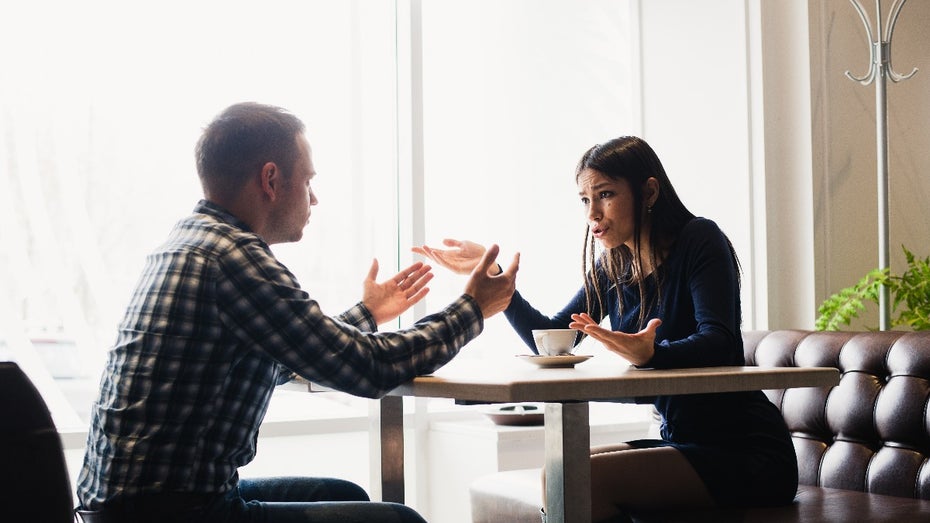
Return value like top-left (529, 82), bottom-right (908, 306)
top-left (599, 191), bottom-right (613, 200)
top-left (580, 197), bottom-right (590, 205)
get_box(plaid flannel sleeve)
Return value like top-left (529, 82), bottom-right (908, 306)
top-left (217, 239), bottom-right (482, 398)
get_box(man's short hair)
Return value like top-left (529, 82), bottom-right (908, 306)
top-left (195, 102), bottom-right (306, 198)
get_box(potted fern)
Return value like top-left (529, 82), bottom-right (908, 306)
top-left (815, 246), bottom-right (930, 331)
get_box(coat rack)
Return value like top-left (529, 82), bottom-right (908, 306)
top-left (844, 0), bottom-right (918, 331)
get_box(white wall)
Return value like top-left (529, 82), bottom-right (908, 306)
top-left (638, 0), bottom-right (777, 328)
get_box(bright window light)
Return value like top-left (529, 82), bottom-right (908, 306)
top-left (0, 0), bottom-right (635, 429)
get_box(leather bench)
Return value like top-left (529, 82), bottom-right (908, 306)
top-left (469, 330), bottom-right (930, 522)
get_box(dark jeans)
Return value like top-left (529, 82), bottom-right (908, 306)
top-left (80, 477), bottom-right (426, 523)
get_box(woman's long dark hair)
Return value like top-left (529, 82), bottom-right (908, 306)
top-left (576, 136), bottom-right (734, 329)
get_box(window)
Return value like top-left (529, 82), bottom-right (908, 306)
top-left (418, 0), bottom-right (637, 359)
top-left (0, 0), bottom-right (637, 431)
top-left (0, 0), bottom-right (400, 429)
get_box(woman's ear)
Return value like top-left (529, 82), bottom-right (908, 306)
top-left (644, 177), bottom-right (660, 208)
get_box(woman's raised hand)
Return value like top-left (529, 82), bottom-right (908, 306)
top-left (412, 239), bottom-right (489, 275)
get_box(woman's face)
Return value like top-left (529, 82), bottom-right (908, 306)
top-left (577, 168), bottom-right (637, 250)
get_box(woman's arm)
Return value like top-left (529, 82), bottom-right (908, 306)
top-left (646, 219), bottom-right (742, 369)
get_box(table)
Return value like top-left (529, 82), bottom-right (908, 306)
top-left (369, 357), bottom-right (840, 523)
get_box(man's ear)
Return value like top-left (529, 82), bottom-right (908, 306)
top-left (260, 162), bottom-right (280, 201)
top-left (644, 177), bottom-right (660, 208)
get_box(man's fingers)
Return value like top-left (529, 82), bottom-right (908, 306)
top-left (407, 287), bottom-right (430, 304)
top-left (473, 244), bottom-right (500, 275)
top-left (394, 261), bottom-right (426, 285)
top-left (367, 258), bottom-right (379, 281)
top-left (405, 272), bottom-right (433, 295)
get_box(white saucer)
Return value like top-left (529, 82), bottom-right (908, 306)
top-left (517, 354), bottom-right (593, 368)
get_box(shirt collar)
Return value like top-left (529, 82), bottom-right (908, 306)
top-left (193, 199), bottom-right (256, 234)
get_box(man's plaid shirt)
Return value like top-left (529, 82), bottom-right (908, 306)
top-left (77, 200), bottom-right (483, 507)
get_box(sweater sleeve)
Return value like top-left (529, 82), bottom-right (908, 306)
top-left (503, 285), bottom-right (589, 354)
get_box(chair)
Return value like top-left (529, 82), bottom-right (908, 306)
top-left (0, 361), bottom-right (76, 522)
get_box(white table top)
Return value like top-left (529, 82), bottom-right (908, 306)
top-left (388, 355), bottom-right (840, 403)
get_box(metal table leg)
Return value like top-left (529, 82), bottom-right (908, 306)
top-left (544, 401), bottom-right (591, 522)
top-left (370, 395), bottom-right (405, 503)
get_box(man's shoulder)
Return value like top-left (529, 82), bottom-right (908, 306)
top-left (165, 211), bottom-right (265, 259)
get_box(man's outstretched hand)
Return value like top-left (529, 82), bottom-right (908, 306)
top-left (363, 259), bottom-right (433, 325)
top-left (463, 244), bottom-right (519, 318)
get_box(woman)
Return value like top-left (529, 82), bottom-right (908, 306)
top-left (414, 136), bottom-right (797, 521)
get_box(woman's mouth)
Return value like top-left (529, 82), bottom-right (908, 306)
top-left (591, 225), bottom-right (607, 239)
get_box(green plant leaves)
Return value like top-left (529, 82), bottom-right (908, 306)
top-left (893, 247), bottom-right (930, 330)
top-left (815, 268), bottom-right (888, 331)
top-left (815, 246), bottom-right (930, 331)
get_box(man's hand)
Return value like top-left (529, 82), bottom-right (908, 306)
top-left (463, 244), bottom-right (519, 318)
top-left (570, 313), bottom-right (659, 366)
top-left (412, 239), bottom-right (489, 276)
top-left (363, 259), bottom-right (433, 325)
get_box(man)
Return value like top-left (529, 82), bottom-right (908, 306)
top-left (76, 102), bottom-right (519, 523)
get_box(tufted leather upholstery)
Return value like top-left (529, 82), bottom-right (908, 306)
top-left (743, 330), bottom-right (930, 500)
top-left (470, 330), bottom-right (930, 522)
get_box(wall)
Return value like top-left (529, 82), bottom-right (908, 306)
top-left (638, 0), bottom-right (815, 329)
top-left (809, 0), bottom-right (930, 329)
top-left (639, 0), bottom-right (929, 330)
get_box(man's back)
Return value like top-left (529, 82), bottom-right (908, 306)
top-left (78, 201), bottom-right (286, 508)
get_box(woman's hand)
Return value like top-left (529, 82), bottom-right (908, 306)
top-left (362, 259), bottom-right (433, 325)
top-left (570, 313), bottom-right (660, 367)
top-left (412, 239), bottom-right (492, 276)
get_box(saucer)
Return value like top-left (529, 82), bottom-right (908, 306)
top-left (517, 354), bottom-right (593, 368)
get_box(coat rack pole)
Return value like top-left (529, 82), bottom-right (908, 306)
top-left (844, 0), bottom-right (918, 330)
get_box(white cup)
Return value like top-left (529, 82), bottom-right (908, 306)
top-left (531, 329), bottom-right (578, 356)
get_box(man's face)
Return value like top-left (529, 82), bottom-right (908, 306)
top-left (267, 135), bottom-right (318, 244)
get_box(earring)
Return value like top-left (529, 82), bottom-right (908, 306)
top-left (647, 206), bottom-right (653, 214)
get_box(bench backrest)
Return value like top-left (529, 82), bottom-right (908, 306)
top-left (743, 330), bottom-right (930, 500)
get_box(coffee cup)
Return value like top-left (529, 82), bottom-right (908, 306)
top-left (531, 329), bottom-right (578, 356)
